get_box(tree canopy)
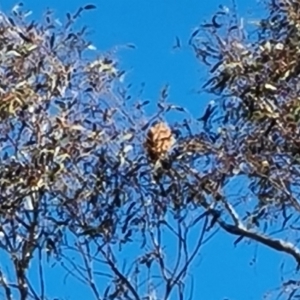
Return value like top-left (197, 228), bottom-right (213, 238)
top-left (1, 1), bottom-right (300, 299)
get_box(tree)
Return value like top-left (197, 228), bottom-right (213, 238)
top-left (190, 0), bottom-right (300, 298)
top-left (0, 1), bottom-right (300, 299)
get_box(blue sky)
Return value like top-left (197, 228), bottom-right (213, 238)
top-left (0, 1), bottom-right (290, 299)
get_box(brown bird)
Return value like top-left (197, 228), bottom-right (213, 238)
top-left (144, 121), bottom-right (175, 162)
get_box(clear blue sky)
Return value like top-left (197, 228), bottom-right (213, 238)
top-left (0, 1), bottom-right (289, 300)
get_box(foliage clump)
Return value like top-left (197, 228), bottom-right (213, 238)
top-left (190, 0), bottom-right (300, 297)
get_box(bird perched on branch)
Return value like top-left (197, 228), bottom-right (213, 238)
top-left (144, 121), bottom-right (175, 163)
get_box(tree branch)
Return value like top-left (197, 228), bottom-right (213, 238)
top-left (208, 207), bottom-right (300, 265)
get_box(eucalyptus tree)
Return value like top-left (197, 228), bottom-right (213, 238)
top-left (0, 1), bottom-right (300, 300)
